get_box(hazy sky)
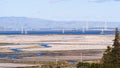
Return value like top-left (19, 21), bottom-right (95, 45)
top-left (0, 0), bottom-right (120, 22)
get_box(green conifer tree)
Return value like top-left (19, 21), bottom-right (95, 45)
top-left (102, 46), bottom-right (112, 64)
top-left (102, 28), bottom-right (120, 68)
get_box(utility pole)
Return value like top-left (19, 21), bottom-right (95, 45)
top-left (56, 57), bottom-right (58, 67)
top-left (85, 21), bottom-right (89, 31)
top-left (21, 26), bottom-right (24, 34)
top-left (62, 29), bottom-right (65, 34)
top-left (101, 28), bottom-right (104, 34)
top-left (104, 21), bottom-right (107, 30)
top-left (82, 26), bottom-right (85, 33)
top-left (25, 29), bottom-right (27, 34)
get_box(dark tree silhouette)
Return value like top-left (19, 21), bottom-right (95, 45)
top-left (102, 28), bottom-right (120, 68)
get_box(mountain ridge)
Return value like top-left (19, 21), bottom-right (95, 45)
top-left (0, 17), bottom-right (119, 29)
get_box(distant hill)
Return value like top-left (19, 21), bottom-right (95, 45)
top-left (0, 17), bottom-right (119, 30)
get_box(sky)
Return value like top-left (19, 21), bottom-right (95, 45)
top-left (0, 0), bottom-right (120, 22)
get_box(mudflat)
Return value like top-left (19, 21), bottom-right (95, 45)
top-left (0, 35), bottom-right (114, 62)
